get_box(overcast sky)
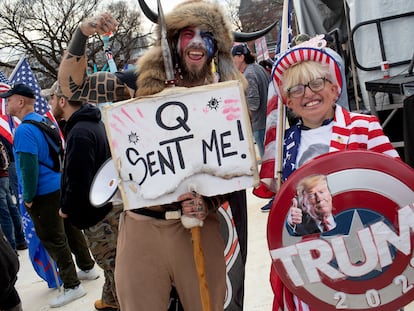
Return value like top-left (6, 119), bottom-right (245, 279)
top-left (135, 0), bottom-right (227, 12)
top-left (130, 0), bottom-right (215, 15)
top-left (132, 0), bottom-right (228, 31)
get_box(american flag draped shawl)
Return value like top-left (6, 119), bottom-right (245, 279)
top-left (8, 57), bottom-right (62, 289)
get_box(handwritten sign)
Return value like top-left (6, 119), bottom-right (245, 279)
top-left (103, 80), bottom-right (259, 209)
top-left (268, 151), bottom-right (414, 310)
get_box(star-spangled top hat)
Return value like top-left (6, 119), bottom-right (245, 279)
top-left (272, 46), bottom-right (343, 104)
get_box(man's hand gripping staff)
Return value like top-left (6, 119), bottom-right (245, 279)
top-left (178, 191), bottom-right (214, 311)
top-left (157, 0), bottom-right (212, 308)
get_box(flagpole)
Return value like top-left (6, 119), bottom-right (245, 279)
top-left (276, 0), bottom-right (290, 189)
top-left (8, 56), bottom-right (25, 81)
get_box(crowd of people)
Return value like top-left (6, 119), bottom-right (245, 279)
top-left (0, 0), bottom-right (404, 311)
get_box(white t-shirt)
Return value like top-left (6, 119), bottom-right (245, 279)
top-left (296, 122), bottom-right (333, 168)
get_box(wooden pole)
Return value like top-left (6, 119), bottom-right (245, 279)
top-left (191, 226), bottom-right (211, 311)
top-left (276, 0), bottom-right (290, 189)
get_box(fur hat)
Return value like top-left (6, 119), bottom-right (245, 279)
top-left (136, 0), bottom-right (245, 96)
top-left (272, 46), bottom-right (342, 104)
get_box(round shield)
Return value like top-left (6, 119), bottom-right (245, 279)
top-left (267, 150), bottom-right (414, 311)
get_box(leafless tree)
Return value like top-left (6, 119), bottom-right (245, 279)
top-left (220, 0), bottom-right (242, 31)
top-left (0, 0), bottom-right (149, 86)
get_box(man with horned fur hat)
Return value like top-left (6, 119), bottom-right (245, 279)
top-left (116, 1), bottom-right (246, 310)
top-left (135, 0), bottom-right (245, 96)
top-left (57, 0), bottom-right (271, 309)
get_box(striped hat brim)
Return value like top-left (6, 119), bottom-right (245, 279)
top-left (272, 47), bottom-right (342, 104)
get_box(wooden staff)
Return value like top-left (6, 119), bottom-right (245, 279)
top-left (180, 211), bottom-right (211, 311)
top-left (154, 0), bottom-right (211, 306)
top-left (192, 226), bottom-right (212, 311)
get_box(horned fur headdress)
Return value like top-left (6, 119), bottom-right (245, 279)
top-left (136, 0), bottom-right (245, 96)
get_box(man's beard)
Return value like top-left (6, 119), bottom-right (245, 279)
top-left (180, 59), bottom-right (211, 84)
top-left (52, 104), bottom-right (64, 120)
top-left (178, 42), bottom-right (211, 84)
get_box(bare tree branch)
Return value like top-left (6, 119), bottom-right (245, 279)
top-left (0, 0), bottom-right (150, 87)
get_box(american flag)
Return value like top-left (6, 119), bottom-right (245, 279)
top-left (254, 1), bottom-right (297, 309)
top-left (0, 70), bottom-right (13, 144)
top-left (9, 57), bottom-right (56, 121)
top-left (8, 57), bottom-right (62, 289)
top-left (0, 70), bottom-right (9, 87)
top-left (273, 0), bottom-right (293, 60)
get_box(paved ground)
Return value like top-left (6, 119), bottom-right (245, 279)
top-left (14, 189), bottom-right (273, 311)
top-left (15, 189), bottom-right (414, 310)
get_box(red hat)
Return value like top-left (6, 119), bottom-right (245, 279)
top-left (272, 47), bottom-right (342, 104)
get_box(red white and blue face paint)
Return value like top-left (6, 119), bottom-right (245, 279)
top-left (177, 27), bottom-right (215, 59)
top-left (201, 31), bottom-right (215, 59)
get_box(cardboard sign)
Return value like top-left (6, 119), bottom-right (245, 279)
top-left (103, 80), bottom-right (259, 209)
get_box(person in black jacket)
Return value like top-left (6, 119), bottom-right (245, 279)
top-left (0, 226), bottom-right (22, 311)
top-left (52, 83), bottom-right (122, 311)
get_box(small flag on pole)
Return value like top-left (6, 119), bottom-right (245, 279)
top-left (9, 57), bottom-right (57, 124)
top-left (0, 70), bottom-right (14, 144)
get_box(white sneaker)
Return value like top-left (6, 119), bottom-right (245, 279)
top-left (49, 285), bottom-right (86, 308)
top-left (77, 268), bottom-right (100, 280)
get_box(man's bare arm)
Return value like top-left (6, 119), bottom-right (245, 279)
top-left (58, 13), bottom-right (131, 103)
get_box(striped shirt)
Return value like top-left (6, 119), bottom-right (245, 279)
top-left (254, 104), bottom-right (400, 198)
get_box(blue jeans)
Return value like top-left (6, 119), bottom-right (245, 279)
top-left (0, 177), bottom-right (16, 249)
top-left (7, 193), bottom-right (25, 247)
top-left (253, 129), bottom-right (265, 158)
top-left (8, 162), bottom-right (19, 205)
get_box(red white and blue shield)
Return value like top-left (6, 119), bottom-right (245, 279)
top-left (268, 150), bottom-right (414, 310)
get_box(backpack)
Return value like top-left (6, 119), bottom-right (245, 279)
top-left (23, 118), bottom-right (64, 172)
top-left (0, 140), bottom-right (10, 170)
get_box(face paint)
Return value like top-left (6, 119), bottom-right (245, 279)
top-left (201, 31), bottom-right (215, 59)
top-left (177, 27), bottom-right (215, 58)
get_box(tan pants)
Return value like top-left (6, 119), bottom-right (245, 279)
top-left (115, 211), bottom-right (226, 311)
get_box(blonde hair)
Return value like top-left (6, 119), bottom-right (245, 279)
top-left (281, 61), bottom-right (331, 95)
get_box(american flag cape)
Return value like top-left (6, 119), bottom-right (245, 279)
top-left (9, 57), bottom-right (62, 289)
